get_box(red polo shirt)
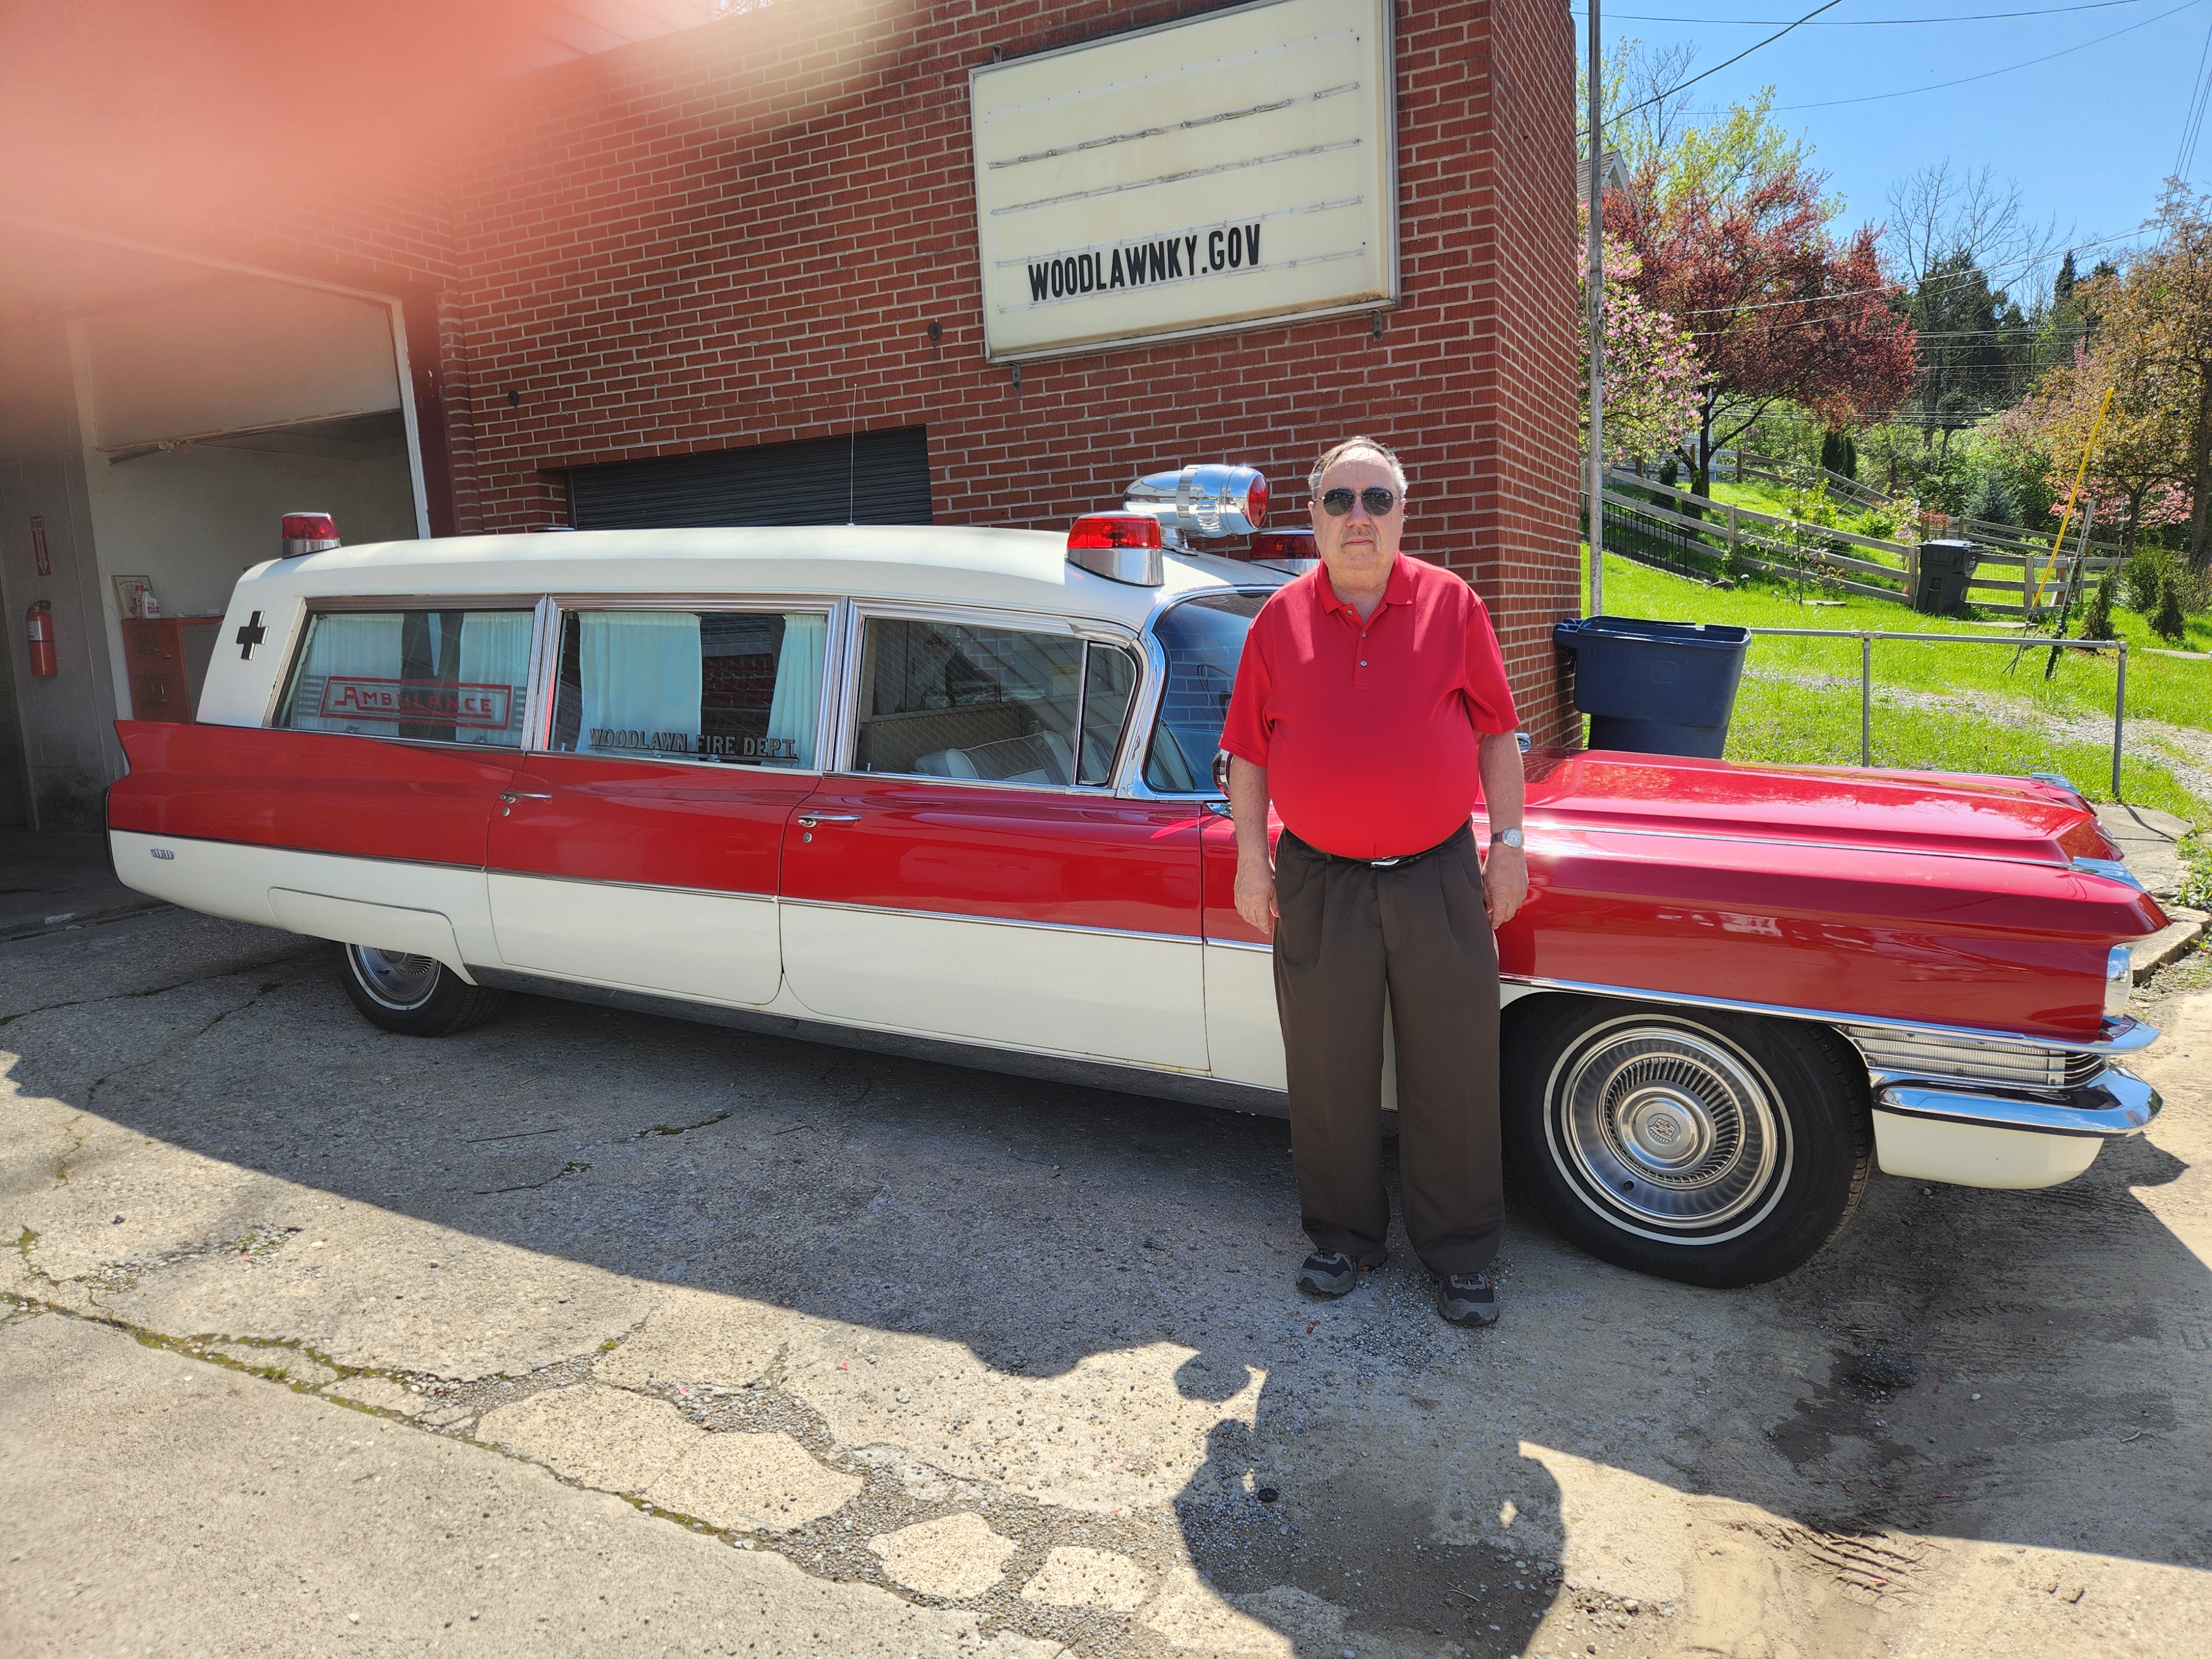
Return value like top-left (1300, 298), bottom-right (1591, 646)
top-left (1219, 554), bottom-right (1518, 860)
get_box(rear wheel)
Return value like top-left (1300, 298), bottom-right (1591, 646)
top-left (1502, 996), bottom-right (1870, 1287)
top-left (338, 942), bottom-right (506, 1037)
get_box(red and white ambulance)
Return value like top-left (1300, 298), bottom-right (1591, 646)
top-left (106, 470), bottom-right (2169, 1285)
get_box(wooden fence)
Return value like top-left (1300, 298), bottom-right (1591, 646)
top-left (1599, 471), bottom-right (2125, 615)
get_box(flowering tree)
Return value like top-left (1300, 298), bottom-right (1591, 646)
top-left (1609, 158), bottom-right (1918, 497)
top-left (2075, 186), bottom-right (2212, 572)
top-left (1579, 228), bottom-right (1700, 466)
top-left (2025, 342), bottom-right (2192, 556)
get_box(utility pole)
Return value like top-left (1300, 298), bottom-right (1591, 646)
top-left (1585, 0), bottom-right (1606, 617)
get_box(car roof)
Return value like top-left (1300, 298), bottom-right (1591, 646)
top-left (237, 525), bottom-right (1287, 629)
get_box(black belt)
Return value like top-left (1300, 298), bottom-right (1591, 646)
top-left (1281, 821), bottom-right (1473, 871)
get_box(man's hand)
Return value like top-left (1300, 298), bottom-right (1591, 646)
top-left (1225, 754), bottom-right (1279, 938)
top-left (1234, 855), bottom-right (1279, 937)
top-left (1483, 842), bottom-right (1528, 928)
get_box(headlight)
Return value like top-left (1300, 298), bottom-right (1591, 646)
top-left (2106, 945), bottom-right (2135, 1018)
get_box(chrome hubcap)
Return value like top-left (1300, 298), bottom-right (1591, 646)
top-left (1552, 1022), bottom-right (1787, 1235)
top-left (352, 946), bottom-right (440, 1010)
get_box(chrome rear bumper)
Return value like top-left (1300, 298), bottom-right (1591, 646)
top-left (1868, 1066), bottom-right (2160, 1190)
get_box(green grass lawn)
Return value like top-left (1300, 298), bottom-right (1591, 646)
top-left (1582, 549), bottom-right (2211, 823)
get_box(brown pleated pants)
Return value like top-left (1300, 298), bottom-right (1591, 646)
top-left (1272, 823), bottom-right (1503, 1277)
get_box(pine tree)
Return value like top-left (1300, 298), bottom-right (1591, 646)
top-left (2153, 574), bottom-right (2190, 643)
top-left (2054, 250), bottom-right (2078, 302)
top-left (2080, 572), bottom-right (2115, 642)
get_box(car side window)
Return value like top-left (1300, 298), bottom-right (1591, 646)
top-left (275, 608), bottom-right (533, 745)
top-left (549, 609), bottom-right (829, 767)
top-left (853, 617), bottom-right (1139, 787)
top-left (1144, 592), bottom-right (1266, 791)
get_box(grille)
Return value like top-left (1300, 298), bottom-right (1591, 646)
top-left (1844, 1026), bottom-right (2103, 1093)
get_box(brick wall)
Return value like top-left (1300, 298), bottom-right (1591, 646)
top-left (56, 1), bottom-right (1585, 740)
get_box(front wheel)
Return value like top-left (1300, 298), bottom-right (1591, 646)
top-left (338, 943), bottom-right (506, 1037)
top-left (1502, 996), bottom-right (1871, 1287)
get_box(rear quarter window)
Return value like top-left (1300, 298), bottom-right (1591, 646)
top-left (275, 609), bottom-right (533, 745)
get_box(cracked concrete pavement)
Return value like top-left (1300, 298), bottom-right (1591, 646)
top-left (3, 907), bottom-right (2209, 1657)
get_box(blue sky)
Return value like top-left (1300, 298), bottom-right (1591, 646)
top-left (1574, 0), bottom-right (2212, 296)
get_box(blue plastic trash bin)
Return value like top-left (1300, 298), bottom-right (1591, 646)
top-left (1553, 615), bottom-right (1751, 759)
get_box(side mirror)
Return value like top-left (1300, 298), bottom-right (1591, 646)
top-left (1212, 748), bottom-right (1234, 797)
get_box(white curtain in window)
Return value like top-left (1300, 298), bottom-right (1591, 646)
top-left (580, 612), bottom-right (702, 756)
top-left (765, 612), bottom-right (827, 767)
top-left (290, 613), bottom-right (404, 733)
top-left (458, 611), bottom-right (531, 746)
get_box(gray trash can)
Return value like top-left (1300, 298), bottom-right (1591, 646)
top-left (1913, 540), bottom-right (1981, 615)
top-left (1553, 615), bottom-right (1751, 759)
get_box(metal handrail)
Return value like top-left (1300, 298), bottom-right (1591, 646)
top-left (1745, 627), bottom-right (2130, 797)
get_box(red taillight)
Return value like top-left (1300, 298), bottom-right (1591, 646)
top-left (280, 512), bottom-right (341, 559)
top-left (1250, 529), bottom-right (1316, 560)
top-left (1245, 473), bottom-right (1268, 529)
top-left (1067, 513), bottom-right (1162, 551)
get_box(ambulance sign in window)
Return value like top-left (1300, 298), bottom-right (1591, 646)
top-left (549, 609), bottom-right (829, 768)
top-left (276, 609), bottom-right (533, 745)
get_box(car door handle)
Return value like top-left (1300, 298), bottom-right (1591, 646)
top-left (499, 791), bottom-right (552, 802)
top-left (795, 812), bottom-right (861, 828)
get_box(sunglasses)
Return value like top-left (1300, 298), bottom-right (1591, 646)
top-left (1319, 486), bottom-right (1399, 518)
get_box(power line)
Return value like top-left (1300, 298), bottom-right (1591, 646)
top-left (1585, 0), bottom-right (1846, 135)
top-left (2176, 13), bottom-right (2212, 178)
top-left (1573, 1), bottom-right (2161, 22)
top-left (1677, 0), bottom-right (2204, 111)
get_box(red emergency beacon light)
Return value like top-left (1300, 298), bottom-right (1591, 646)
top-left (280, 512), bottom-right (342, 559)
top-left (1065, 512), bottom-right (1164, 587)
top-left (1249, 528), bottom-right (1318, 568)
top-left (25, 600), bottom-right (57, 676)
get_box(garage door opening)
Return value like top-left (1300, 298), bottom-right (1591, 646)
top-left (566, 428), bottom-right (932, 530)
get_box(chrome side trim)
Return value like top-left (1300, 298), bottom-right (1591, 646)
top-left (1874, 1067), bottom-right (2161, 1139)
top-left (486, 866), bottom-right (774, 903)
top-left (1845, 1025), bottom-right (2104, 1094)
top-left (467, 966), bottom-right (1292, 1119)
top-left (1204, 936), bottom-right (1274, 954)
top-left (1505, 976), bottom-right (2157, 1057)
top-left (775, 894), bottom-right (1202, 948)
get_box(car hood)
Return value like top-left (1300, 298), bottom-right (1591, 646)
top-left (1524, 749), bottom-right (2124, 869)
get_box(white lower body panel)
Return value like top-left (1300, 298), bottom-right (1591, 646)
top-left (1871, 1110), bottom-right (2101, 1189)
top-left (111, 831), bottom-right (487, 975)
top-left (781, 902), bottom-right (1207, 1071)
top-left (486, 873), bottom-right (781, 1006)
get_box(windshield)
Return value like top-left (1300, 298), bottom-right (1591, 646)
top-left (1144, 591), bottom-right (1267, 792)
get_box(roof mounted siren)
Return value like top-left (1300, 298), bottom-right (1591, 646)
top-left (280, 512), bottom-right (342, 559)
top-left (1123, 464), bottom-right (1267, 551)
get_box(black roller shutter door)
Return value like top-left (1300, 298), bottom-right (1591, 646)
top-left (566, 427), bottom-right (932, 529)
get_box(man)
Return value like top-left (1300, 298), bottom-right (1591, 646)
top-left (1219, 435), bottom-right (1527, 1327)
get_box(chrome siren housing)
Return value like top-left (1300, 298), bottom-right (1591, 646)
top-left (1123, 465), bottom-right (1268, 549)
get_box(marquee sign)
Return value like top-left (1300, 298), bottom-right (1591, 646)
top-left (969, 0), bottom-right (1397, 363)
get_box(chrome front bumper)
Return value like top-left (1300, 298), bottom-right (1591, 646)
top-left (1874, 1065), bottom-right (2162, 1139)
top-left (1866, 1065), bottom-right (2160, 1190)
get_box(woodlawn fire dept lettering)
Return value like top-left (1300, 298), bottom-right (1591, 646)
top-left (970, 0), bottom-right (1395, 362)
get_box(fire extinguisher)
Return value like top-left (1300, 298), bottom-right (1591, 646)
top-left (26, 601), bottom-right (58, 677)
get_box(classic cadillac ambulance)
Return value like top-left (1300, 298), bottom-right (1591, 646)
top-left (107, 468), bottom-right (2168, 1286)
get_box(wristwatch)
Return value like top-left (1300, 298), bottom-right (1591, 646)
top-left (1492, 827), bottom-right (1526, 850)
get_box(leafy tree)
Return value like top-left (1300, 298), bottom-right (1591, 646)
top-left (2023, 341), bottom-right (2192, 555)
top-left (1579, 227), bottom-right (1699, 465)
top-left (2093, 185), bottom-right (2212, 573)
top-left (1613, 158), bottom-right (1919, 497)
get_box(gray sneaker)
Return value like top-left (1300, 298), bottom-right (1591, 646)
top-left (1438, 1272), bottom-right (1499, 1326)
top-left (1297, 1249), bottom-right (1387, 1298)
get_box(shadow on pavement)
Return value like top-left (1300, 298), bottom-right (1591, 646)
top-left (3, 909), bottom-right (2206, 1654)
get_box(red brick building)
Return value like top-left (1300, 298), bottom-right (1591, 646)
top-left (0, 0), bottom-right (1579, 828)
